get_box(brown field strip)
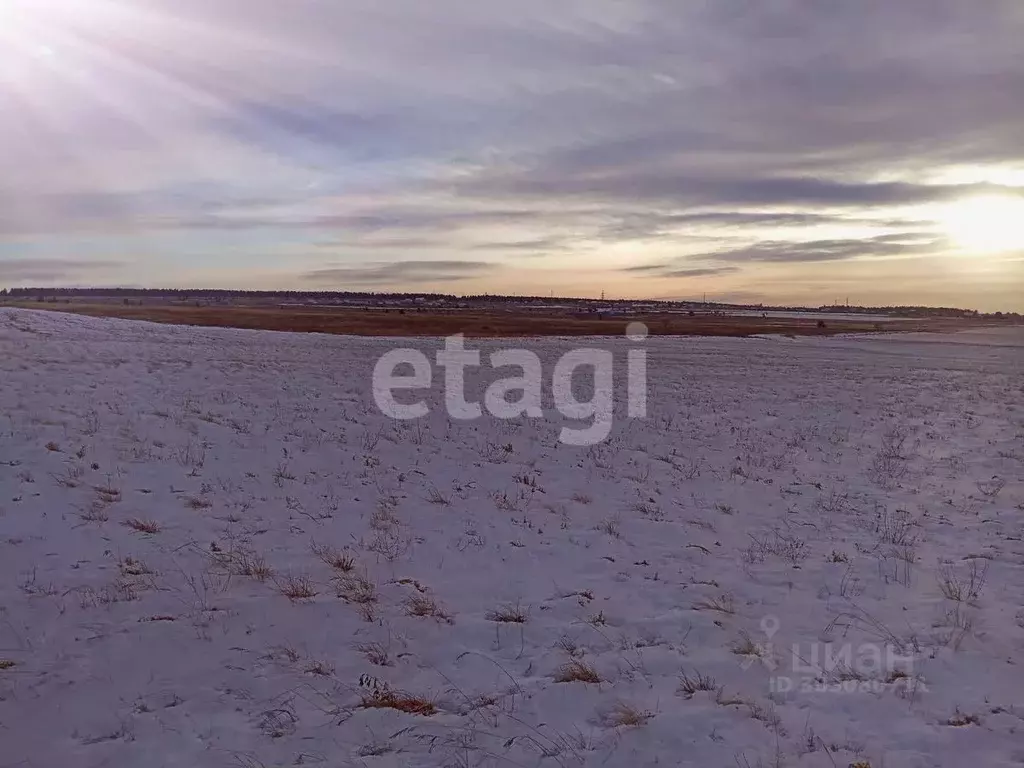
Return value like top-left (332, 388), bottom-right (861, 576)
top-left (2, 301), bottom-right (997, 338)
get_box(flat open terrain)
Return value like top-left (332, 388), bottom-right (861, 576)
top-left (1, 300), bottom-right (995, 338)
top-left (1, 308), bottom-right (1023, 767)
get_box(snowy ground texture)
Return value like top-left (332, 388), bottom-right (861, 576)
top-left (2, 308), bottom-right (1024, 768)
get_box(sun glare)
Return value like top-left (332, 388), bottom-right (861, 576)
top-left (942, 195), bottom-right (1024, 254)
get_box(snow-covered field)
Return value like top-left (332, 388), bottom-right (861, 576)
top-left (1, 308), bottom-right (1023, 768)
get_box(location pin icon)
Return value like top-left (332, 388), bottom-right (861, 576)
top-left (761, 615), bottom-right (780, 640)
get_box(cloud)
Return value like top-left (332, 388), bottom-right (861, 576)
top-left (623, 264), bottom-right (740, 277)
top-left (302, 260), bottom-right (496, 287)
top-left (696, 234), bottom-right (945, 265)
top-left (468, 237), bottom-right (572, 253)
top-left (0, 258), bottom-right (122, 282)
top-left (623, 233), bottom-right (945, 278)
top-left (659, 266), bottom-right (742, 278)
top-left (454, 170), bottom-right (1018, 210)
top-left (641, 212), bottom-right (851, 228)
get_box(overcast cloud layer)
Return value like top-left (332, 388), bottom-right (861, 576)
top-left (2, 0), bottom-right (1023, 309)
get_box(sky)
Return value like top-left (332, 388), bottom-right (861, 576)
top-left (1, 0), bottom-right (1023, 310)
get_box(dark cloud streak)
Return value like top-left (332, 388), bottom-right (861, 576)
top-left (624, 233), bottom-right (946, 279)
top-left (302, 260), bottom-right (496, 287)
top-left (0, 258), bottom-right (123, 282)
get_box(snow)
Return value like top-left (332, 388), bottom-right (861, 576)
top-left (1, 307), bottom-right (1023, 768)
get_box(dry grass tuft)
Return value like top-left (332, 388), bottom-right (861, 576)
top-left (692, 593), bottom-right (736, 614)
top-left (212, 545), bottom-right (274, 581)
top-left (118, 556), bottom-right (153, 578)
top-left (404, 593), bottom-right (454, 623)
top-left (714, 688), bottom-right (748, 707)
top-left (938, 558), bottom-right (988, 604)
top-left (730, 632), bottom-right (763, 657)
top-left (78, 503), bottom-right (110, 523)
top-left (601, 700), bottom-right (653, 727)
top-left (367, 527), bottom-right (412, 562)
top-left (122, 517), bottom-right (161, 534)
top-left (268, 644), bottom-right (301, 664)
top-left (554, 659), bottom-right (602, 684)
top-left (485, 602), bottom-right (529, 624)
top-left (678, 670), bottom-right (717, 698)
top-left (946, 708), bottom-right (981, 727)
top-left (746, 701), bottom-right (782, 729)
top-left (70, 578), bottom-right (140, 607)
top-left (310, 541), bottom-right (355, 572)
top-left (54, 466), bottom-right (83, 488)
top-left (370, 506), bottom-right (400, 531)
top-left (275, 573), bottom-right (318, 601)
top-left (595, 515), bottom-right (622, 538)
top-left (555, 635), bottom-right (583, 657)
top-left (357, 642), bottom-right (393, 667)
top-left (359, 677), bottom-right (436, 716)
top-left (425, 485), bottom-right (452, 506)
top-left (335, 571), bottom-right (378, 605)
top-left (304, 659), bottom-right (335, 677)
top-left (94, 484), bottom-right (121, 504)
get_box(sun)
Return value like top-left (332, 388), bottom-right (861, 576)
top-left (942, 194), bottom-right (1024, 254)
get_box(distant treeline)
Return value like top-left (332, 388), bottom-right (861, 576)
top-left (817, 304), bottom-right (981, 318)
top-left (815, 304), bottom-right (1022, 319)
top-left (1, 287), bottom-right (648, 306)
top-left (0, 287), bottom-right (459, 302)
